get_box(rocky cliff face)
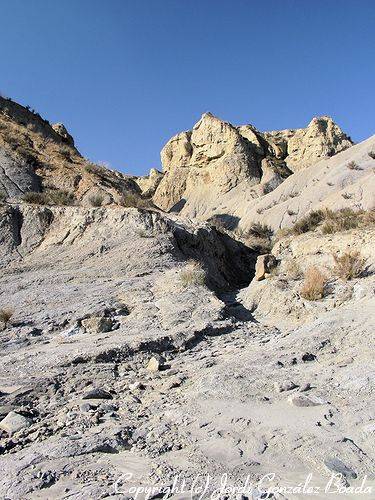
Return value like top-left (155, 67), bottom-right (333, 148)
top-left (152, 113), bottom-right (353, 219)
top-left (0, 97), bottom-right (143, 206)
top-left (264, 116), bottom-right (353, 172)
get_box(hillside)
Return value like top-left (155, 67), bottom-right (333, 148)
top-left (0, 98), bottom-right (374, 497)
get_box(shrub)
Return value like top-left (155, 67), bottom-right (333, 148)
top-left (248, 222), bottom-right (273, 239)
top-left (291, 210), bottom-right (326, 235)
top-left (119, 192), bottom-right (151, 209)
top-left (22, 190), bottom-right (74, 206)
top-left (368, 151), bottom-right (375, 160)
top-left (47, 190), bottom-right (74, 206)
top-left (0, 308), bottom-right (14, 327)
top-left (321, 208), bottom-right (361, 234)
top-left (285, 260), bottom-right (303, 280)
top-left (0, 191), bottom-right (6, 204)
top-left (347, 161), bottom-right (362, 170)
top-left (236, 223), bottom-right (273, 252)
top-left (179, 261), bottom-right (206, 288)
top-left (89, 194), bottom-right (104, 207)
top-left (23, 191), bottom-right (48, 204)
top-left (85, 163), bottom-right (105, 175)
top-left (333, 251), bottom-right (366, 281)
top-left (300, 267), bottom-right (327, 301)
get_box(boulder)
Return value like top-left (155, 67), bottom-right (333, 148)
top-left (254, 254), bottom-right (277, 281)
top-left (52, 123), bottom-right (75, 146)
top-left (81, 315), bottom-right (114, 334)
top-left (0, 411), bottom-right (31, 435)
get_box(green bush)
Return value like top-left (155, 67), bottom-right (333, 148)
top-left (89, 193), bottom-right (104, 207)
top-left (23, 190), bottom-right (74, 206)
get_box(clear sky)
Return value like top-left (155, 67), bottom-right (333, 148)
top-left (1, 0), bottom-right (374, 175)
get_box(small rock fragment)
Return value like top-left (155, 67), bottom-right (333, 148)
top-left (302, 352), bottom-right (316, 362)
top-left (82, 388), bottom-right (113, 400)
top-left (147, 355), bottom-right (165, 372)
top-left (129, 381), bottom-right (145, 391)
top-left (299, 383), bottom-right (311, 392)
top-left (81, 316), bottom-right (114, 334)
top-left (288, 394), bottom-right (326, 407)
top-left (274, 380), bottom-right (298, 392)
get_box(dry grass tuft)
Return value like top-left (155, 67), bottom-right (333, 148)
top-left (347, 161), bottom-right (362, 170)
top-left (23, 190), bottom-right (74, 206)
top-left (320, 208), bottom-right (362, 234)
top-left (119, 192), bottom-right (152, 209)
top-left (236, 223), bottom-right (273, 253)
top-left (300, 267), bottom-right (327, 301)
top-left (333, 251), bottom-right (366, 281)
top-left (278, 208), bottom-right (374, 239)
top-left (179, 261), bottom-right (206, 288)
top-left (0, 308), bottom-right (14, 327)
top-left (88, 194), bottom-right (104, 207)
top-left (284, 260), bottom-right (303, 280)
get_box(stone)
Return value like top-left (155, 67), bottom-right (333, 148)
top-left (255, 254), bottom-right (277, 281)
top-left (81, 316), bottom-right (114, 334)
top-left (152, 112), bottom-right (352, 219)
top-left (274, 380), bottom-right (298, 393)
top-left (147, 355), bottom-right (165, 372)
top-left (324, 457), bottom-right (357, 479)
top-left (0, 411), bottom-right (32, 435)
top-left (52, 123), bottom-right (75, 146)
top-left (82, 389), bottom-right (113, 400)
top-left (302, 352), bottom-right (317, 362)
top-left (299, 383), bottom-right (311, 392)
top-left (288, 394), bottom-right (326, 407)
top-left (129, 381), bottom-right (145, 391)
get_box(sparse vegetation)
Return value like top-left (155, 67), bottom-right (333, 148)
top-left (347, 161), bottom-right (362, 170)
top-left (287, 209), bottom-right (326, 235)
top-left (22, 191), bottom-right (47, 204)
top-left (89, 194), bottom-right (104, 207)
top-left (23, 190), bottom-right (74, 206)
top-left (284, 260), bottom-right (303, 280)
top-left (300, 267), bottom-right (327, 301)
top-left (85, 163), bottom-right (106, 175)
top-left (136, 228), bottom-right (154, 238)
top-left (179, 261), bottom-right (206, 288)
top-left (368, 151), bottom-right (375, 160)
top-left (278, 208), bottom-right (374, 238)
top-left (119, 192), bottom-right (152, 209)
top-left (235, 223), bottom-right (274, 253)
top-left (320, 208), bottom-right (362, 234)
top-left (0, 308), bottom-right (14, 327)
top-left (248, 222), bottom-right (273, 239)
top-left (0, 191), bottom-right (6, 204)
top-left (333, 250), bottom-right (366, 281)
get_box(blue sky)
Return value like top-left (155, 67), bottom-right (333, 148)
top-left (1, 0), bottom-right (374, 175)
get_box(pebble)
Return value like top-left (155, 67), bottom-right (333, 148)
top-left (274, 380), bottom-right (298, 392)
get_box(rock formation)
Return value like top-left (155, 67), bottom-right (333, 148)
top-left (0, 96), bottom-right (144, 206)
top-left (152, 113), bottom-right (353, 220)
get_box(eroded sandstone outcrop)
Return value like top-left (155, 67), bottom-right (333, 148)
top-left (152, 113), bottom-right (353, 219)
